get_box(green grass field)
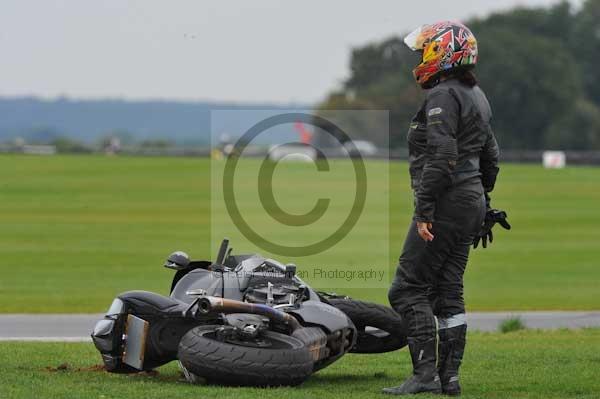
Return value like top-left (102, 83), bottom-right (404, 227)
top-left (0, 154), bottom-right (599, 312)
top-left (1, 329), bottom-right (599, 399)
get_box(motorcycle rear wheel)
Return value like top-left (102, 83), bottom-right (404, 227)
top-left (327, 298), bottom-right (407, 353)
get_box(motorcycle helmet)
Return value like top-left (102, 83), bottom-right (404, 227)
top-left (404, 21), bottom-right (478, 88)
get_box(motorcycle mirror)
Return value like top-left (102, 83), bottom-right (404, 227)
top-left (164, 251), bottom-right (190, 270)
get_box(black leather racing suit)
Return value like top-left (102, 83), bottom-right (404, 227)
top-left (388, 77), bottom-right (500, 340)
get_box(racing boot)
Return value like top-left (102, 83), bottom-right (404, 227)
top-left (382, 336), bottom-right (442, 395)
top-left (438, 324), bottom-right (467, 396)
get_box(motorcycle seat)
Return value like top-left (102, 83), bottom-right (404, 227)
top-left (117, 290), bottom-right (186, 315)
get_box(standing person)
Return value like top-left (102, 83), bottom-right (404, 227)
top-left (384, 21), bottom-right (510, 396)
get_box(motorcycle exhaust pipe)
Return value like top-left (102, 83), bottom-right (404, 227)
top-left (197, 296), bottom-right (301, 331)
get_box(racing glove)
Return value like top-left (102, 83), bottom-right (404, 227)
top-left (473, 209), bottom-right (511, 249)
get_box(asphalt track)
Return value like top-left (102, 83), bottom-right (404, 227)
top-left (1, 312), bottom-right (599, 342)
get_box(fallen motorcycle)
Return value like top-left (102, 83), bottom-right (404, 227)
top-left (91, 239), bottom-right (407, 386)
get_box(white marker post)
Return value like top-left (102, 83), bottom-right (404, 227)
top-left (542, 151), bottom-right (566, 169)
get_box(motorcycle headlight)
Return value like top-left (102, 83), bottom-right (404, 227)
top-left (91, 319), bottom-right (117, 353)
top-left (93, 319), bottom-right (115, 337)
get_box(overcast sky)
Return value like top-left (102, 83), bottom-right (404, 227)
top-left (0, 0), bottom-right (579, 104)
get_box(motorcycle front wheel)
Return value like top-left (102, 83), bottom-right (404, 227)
top-left (178, 325), bottom-right (313, 386)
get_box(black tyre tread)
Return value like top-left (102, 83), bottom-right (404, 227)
top-left (328, 298), bottom-right (407, 353)
top-left (178, 325), bottom-right (313, 386)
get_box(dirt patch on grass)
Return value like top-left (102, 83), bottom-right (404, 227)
top-left (43, 363), bottom-right (165, 377)
top-left (77, 364), bottom-right (107, 372)
top-left (44, 363), bottom-right (71, 372)
top-left (44, 363), bottom-right (107, 373)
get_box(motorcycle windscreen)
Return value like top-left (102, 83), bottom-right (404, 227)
top-left (123, 314), bottom-right (149, 370)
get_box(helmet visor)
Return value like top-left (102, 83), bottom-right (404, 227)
top-left (403, 25), bottom-right (428, 51)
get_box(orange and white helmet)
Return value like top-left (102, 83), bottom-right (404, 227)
top-left (404, 21), bottom-right (478, 88)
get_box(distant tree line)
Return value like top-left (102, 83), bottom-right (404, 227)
top-left (317, 0), bottom-right (600, 151)
top-left (2, 127), bottom-right (176, 154)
